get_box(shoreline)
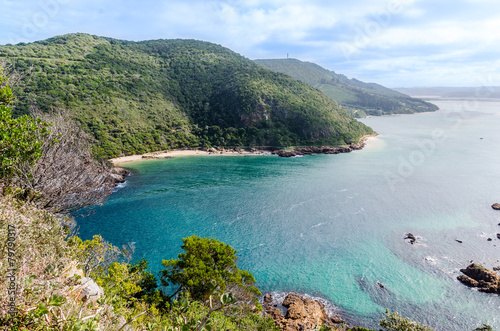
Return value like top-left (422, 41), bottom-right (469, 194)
top-left (109, 133), bottom-right (379, 166)
top-left (109, 148), bottom-right (271, 166)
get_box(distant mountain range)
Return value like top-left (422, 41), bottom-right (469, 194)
top-left (394, 86), bottom-right (500, 99)
top-left (255, 58), bottom-right (438, 117)
top-left (0, 33), bottom-right (372, 158)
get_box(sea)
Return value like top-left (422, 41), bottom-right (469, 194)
top-left (76, 98), bottom-right (500, 330)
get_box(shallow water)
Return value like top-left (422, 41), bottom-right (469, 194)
top-left (77, 99), bottom-right (500, 330)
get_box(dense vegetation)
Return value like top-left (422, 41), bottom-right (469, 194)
top-left (0, 33), bottom-right (373, 158)
top-left (0, 69), bottom-right (493, 331)
top-left (254, 59), bottom-right (439, 118)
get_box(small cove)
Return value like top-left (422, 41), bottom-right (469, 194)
top-left (77, 99), bottom-right (500, 330)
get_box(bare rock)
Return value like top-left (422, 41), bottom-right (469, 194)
top-left (492, 203), bottom-right (500, 210)
top-left (283, 294), bottom-right (308, 320)
top-left (70, 277), bottom-right (104, 304)
top-left (266, 306), bottom-right (286, 330)
top-left (405, 233), bottom-right (416, 244)
top-left (265, 293), bottom-right (343, 331)
top-left (110, 167), bottom-right (130, 184)
top-left (273, 150), bottom-right (298, 157)
top-left (457, 263), bottom-right (500, 294)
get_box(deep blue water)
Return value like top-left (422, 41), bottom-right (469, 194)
top-left (77, 99), bottom-right (500, 330)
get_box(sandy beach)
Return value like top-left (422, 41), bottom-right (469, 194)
top-left (109, 149), bottom-right (267, 166)
top-left (110, 134), bottom-right (378, 166)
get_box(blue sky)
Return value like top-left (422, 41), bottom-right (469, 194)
top-left (1, 0), bottom-right (500, 87)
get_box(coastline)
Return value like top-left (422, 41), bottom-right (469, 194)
top-left (109, 148), bottom-right (270, 166)
top-left (109, 133), bottom-right (379, 166)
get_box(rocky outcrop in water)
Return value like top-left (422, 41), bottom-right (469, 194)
top-left (404, 233), bottom-right (416, 244)
top-left (457, 263), bottom-right (500, 294)
top-left (272, 146), bottom-right (354, 158)
top-left (271, 134), bottom-right (377, 158)
top-left (110, 167), bottom-right (130, 184)
top-left (263, 293), bottom-right (344, 331)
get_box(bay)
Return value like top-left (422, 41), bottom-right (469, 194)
top-left (77, 99), bottom-right (500, 330)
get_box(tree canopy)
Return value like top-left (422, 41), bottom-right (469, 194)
top-left (160, 235), bottom-right (260, 305)
top-left (0, 34), bottom-right (373, 158)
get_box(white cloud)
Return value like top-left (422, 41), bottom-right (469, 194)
top-left (2, 0), bottom-right (500, 86)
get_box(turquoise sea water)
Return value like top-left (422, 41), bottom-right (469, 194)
top-left (77, 99), bottom-right (500, 330)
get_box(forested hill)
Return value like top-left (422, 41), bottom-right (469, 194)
top-left (255, 58), bottom-right (438, 117)
top-left (0, 33), bottom-right (372, 158)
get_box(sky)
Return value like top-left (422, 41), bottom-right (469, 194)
top-left (1, 0), bottom-right (500, 88)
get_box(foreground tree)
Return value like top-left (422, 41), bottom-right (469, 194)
top-left (160, 235), bottom-right (260, 302)
top-left (160, 235), bottom-right (262, 330)
top-left (0, 67), bottom-right (50, 185)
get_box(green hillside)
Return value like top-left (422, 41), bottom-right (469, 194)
top-left (254, 58), bottom-right (438, 117)
top-left (0, 34), bottom-right (373, 158)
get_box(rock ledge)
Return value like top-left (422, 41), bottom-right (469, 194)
top-left (263, 293), bottom-right (344, 331)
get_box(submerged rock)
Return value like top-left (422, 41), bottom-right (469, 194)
top-left (457, 263), bottom-right (500, 294)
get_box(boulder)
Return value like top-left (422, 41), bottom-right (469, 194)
top-left (70, 277), bottom-right (104, 303)
top-left (457, 263), bottom-right (500, 294)
top-left (274, 150), bottom-right (298, 158)
top-left (264, 293), bottom-right (344, 331)
top-left (110, 167), bottom-right (130, 184)
top-left (492, 203), bottom-right (500, 210)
